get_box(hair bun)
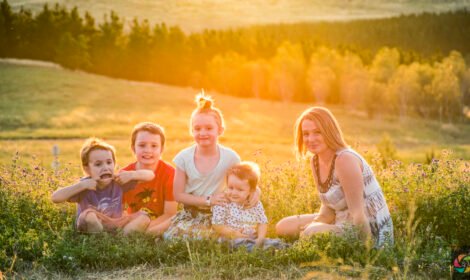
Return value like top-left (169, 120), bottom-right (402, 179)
top-left (195, 90), bottom-right (213, 110)
top-left (86, 137), bottom-right (99, 146)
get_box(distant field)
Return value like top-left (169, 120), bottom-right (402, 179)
top-left (8, 0), bottom-right (470, 33)
top-left (1, 59), bottom-right (469, 175)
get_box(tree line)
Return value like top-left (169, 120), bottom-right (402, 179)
top-left (1, 0), bottom-right (469, 122)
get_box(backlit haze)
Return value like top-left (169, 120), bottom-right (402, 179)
top-left (9, 0), bottom-right (470, 33)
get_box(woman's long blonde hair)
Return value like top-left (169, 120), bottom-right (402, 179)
top-left (294, 107), bottom-right (348, 158)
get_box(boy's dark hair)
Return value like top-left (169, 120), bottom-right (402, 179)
top-left (131, 122), bottom-right (166, 151)
top-left (227, 161), bottom-right (260, 191)
top-left (80, 137), bottom-right (116, 169)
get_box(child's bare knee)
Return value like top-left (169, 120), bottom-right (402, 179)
top-left (84, 212), bottom-right (98, 223)
top-left (138, 215), bottom-right (151, 227)
top-left (123, 214), bottom-right (150, 235)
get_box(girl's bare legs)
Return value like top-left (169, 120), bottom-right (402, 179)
top-left (275, 214), bottom-right (318, 237)
top-left (146, 217), bottom-right (173, 236)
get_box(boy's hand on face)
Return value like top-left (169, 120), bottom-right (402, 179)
top-left (80, 178), bottom-right (97, 191)
top-left (114, 170), bottom-right (134, 185)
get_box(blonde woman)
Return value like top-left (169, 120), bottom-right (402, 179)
top-left (275, 107), bottom-right (393, 247)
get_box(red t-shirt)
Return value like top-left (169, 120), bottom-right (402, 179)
top-left (121, 160), bottom-right (175, 217)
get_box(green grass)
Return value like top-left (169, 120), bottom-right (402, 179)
top-left (1, 60), bottom-right (469, 279)
top-left (1, 148), bottom-right (468, 279)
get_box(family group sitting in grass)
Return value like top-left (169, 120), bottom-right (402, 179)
top-left (51, 92), bottom-right (394, 250)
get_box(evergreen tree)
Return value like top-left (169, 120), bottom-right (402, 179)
top-left (55, 32), bottom-right (90, 70)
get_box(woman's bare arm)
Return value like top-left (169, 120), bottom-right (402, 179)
top-left (335, 153), bottom-right (371, 239)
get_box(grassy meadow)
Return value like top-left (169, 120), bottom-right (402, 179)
top-left (1, 60), bottom-right (470, 279)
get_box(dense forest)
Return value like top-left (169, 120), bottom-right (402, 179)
top-left (1, 0), bottom-right (469, 121)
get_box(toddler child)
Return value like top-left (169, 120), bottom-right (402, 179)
top-left (121, 122), bottom-right (177, 236)
top-left (51, 137), bottom-right (153, 234)
top-left (212, 162), bottom-right (286, 251)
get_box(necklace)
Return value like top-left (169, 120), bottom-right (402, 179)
top-left (313, 153), bottom-right (337, 193)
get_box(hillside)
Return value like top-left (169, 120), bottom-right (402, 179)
top-left (1, 59), bottom-right (469, 171)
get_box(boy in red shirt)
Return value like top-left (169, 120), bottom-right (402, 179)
top-left (121, 122), bottom-right (177, 236)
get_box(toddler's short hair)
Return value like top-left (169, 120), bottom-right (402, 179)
top-left (227, 161), bottom-right (260, 191)
top-left (131, 122), bottom-right (166, 151)
top-left (80, 137), bottom-right (116, 169)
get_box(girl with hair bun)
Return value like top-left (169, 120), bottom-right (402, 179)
top-left (275, 107), bottom-right (393, 247)
top-left (164, 91), bottom-right (250, 239)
